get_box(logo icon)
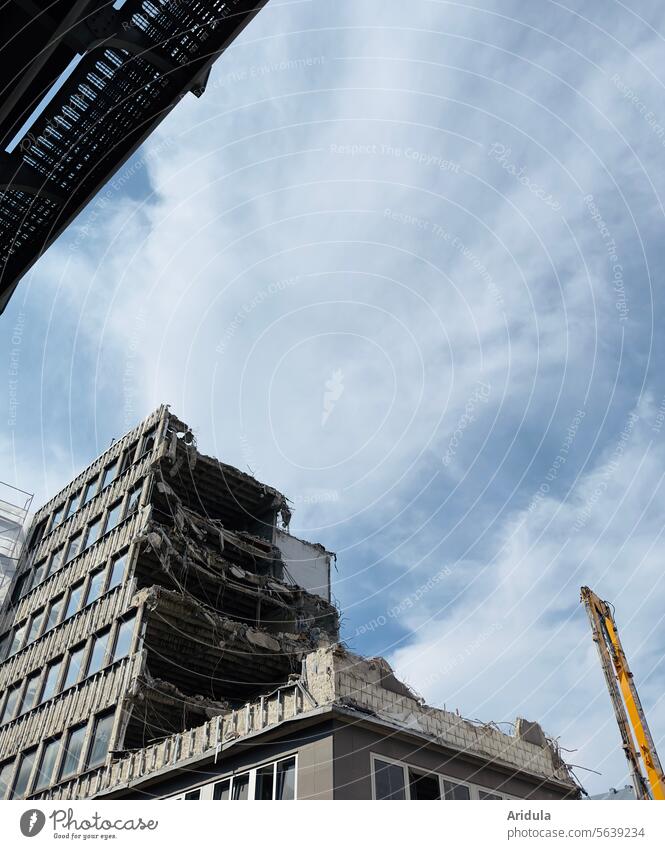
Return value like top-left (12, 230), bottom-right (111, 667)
top-left (20, 809), bottom-right (45, 837)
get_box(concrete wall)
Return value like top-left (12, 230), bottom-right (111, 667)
top-left (274, 529), bottom-right (330, 601)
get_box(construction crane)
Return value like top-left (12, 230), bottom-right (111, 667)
top-left (580, 586), bottom-right (665, 800)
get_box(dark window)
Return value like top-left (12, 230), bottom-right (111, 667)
top-left (63, 644), bottom-right (86, 689)
top-left (0, 632), bottom-right (9, 662)
top-left (0, 760), bottom-right (14, 800)
top-left (34, 738), bottom-right (60, 792)
top-left (108, 553), bottom-right (126, 589)
top-left (85, 569), bottom-right (106, 606)
top-left (478, 790), bottom-right (502, 800)
top-left (255, 764), bottom-right (274, 800)
top-left (30, 559), bottom-right (48, 590)
top-left (100, 461), bottom-right (118, 490)
top-left (184, 789), bottom-right (201, 800)
top-left (26, 609), bottom-right (45, 644)
top-left (231, 773), bottom-right (249, 800)
top-left (86, 712), bottom-right (114, 769)
top-left (125, 482), bottom-right (143, 516)
top-left (65, 582), bottom-right (84, 619)
top-left (44, 595), bottom-right (65, 632)
top-left (0, 685), bottom-right (20, 725)
top-left (64, 491), bottom-right (81, 521)
top-left (276, 757), bottom-right (296, 800)
top-left (118, 446), bottom-right (135, 475)
top-left (40, 659), bottom-right (63, 703)
top-left (47, 546), bottom-right (64, 576)
top-left (8, 621), bottom-right (26, 656)
top-left (213, 779), bottom-right (230, 800)
top-left (442, 779), bottom-right (471, 800)
top-left (373, 759), bottom-right (406, 800)
top-left (29, 517), bottom-right (48, 548)
top-left (11, 573), bottom-right (28, 605)
top-left (112, 615), bottom-right (135, 662)
top-left (10, 748), bottom-right (36, 798)
top-left (64, 532), bottom-right (83, 564)
top-left (59, 726), bottom-right (86, 779)
top-left (409, 769), bottom-right (440, 800)
top-left (105, 501), bottom-right (123, 534)
top-left (51, 505), bottom-right (65, 529)
top-left (82, 475), bottom-right (99, 506)
top-left (85, 516), bottom-right (103, 549)
top-left (18, 673), bottom-right (41, 715)
top-left (86, 630), bottom-right (110, 676)
top-left (141, 428), bottom-right (157, 455)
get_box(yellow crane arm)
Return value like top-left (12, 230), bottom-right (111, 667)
top-left (581, 586), bottom-right (665, 800)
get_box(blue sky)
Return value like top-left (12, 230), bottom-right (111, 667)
top-left (3, 0), bottom-right (665, 794)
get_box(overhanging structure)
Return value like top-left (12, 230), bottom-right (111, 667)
top-left (0, 0), bottom-right (270, 314)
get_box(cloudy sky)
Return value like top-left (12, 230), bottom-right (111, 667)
top-left (3, 0), bottom-right (665, 794)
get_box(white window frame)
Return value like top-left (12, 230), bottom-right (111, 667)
top-left (370, 753), bottom-right (513, 800)
top-left (170, 753), bottom-right (298, 800)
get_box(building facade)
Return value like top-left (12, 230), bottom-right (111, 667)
top-left (0, 406), bottom-right (338, 800)
top-left (0, 407), bottom-right (580, 801)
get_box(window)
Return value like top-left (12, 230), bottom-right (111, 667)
top-left (141, 428), bottom-right (157, 455)
top-left (85, 569), bottom-right (106, 606)
top-left (34, 738), bottom-right (60, 792)
top-left (185, 789), bottom-right (201, 800)
top-left (105, 500), bottom-right (123, 534)
top-left (373, 758), bottom-right (406, 800)
top-left (0, 684), bottom-right (20, 725)
top-left (18, 673), bottom-right (41, 715)
top-left (100, 461), bottom-right (118, 490)
top-left (0, 760), bottom-right (14, 800)
top-left (64, 532), bottom-right (83, 564)
top-left (65, 581), bottom-right (84, 619)
top-left (82, 475), bottom-right (99, 506)
top-left (108, 553), bottom-right (126, 589)
top-left (442, 778), bottom-right (471, 800)
top-left (409, 769), bottom-right (441, 800)
top-left (0, 632), bottom-right (8, 663)
top-left (125, 481), bottom-right (143, 516)
top-left (51, 505), bottom-right (65, 529)
top-left (40, 659), bottom-right (63, 703)
top-left (255, 764), bottom-right (274, 800)
top-left (86, 712), bottom-right (114, 769)
top-left (276, 758), bottom-right (296, 800)
top-left (44, 595), bottom-right (65, 632)
top-left (47, 545), bottom-right (64, 576)
top-left (231, 772), bottom-right (249, 800)
top-left (213, 780), bottom-right (230, 800)
top-left (478, 790), bottom-right (502, 800)
top-left (10, 748), bottom-right (36, 798)
top-left (85, 516), bottom-right (103, 549)
top-left (112, 614), bottom-right (136, 662)
top-left (30, 559), bottom-right (48, 590)
top-left (9, 621), bottom-right (27, 655)
top-left (29, 517), bottom-right (48, 548)
top-left (86, 630), bottom-right (110, 676)
top-left (64, 491), bottom-right (81, 521)
top-left (26, 609), bottom-right (45, 645)
top-left (63, 644), bottom-right (86, 690)
top-left (59, 725), bottom-right (86, 780)
top-left (118, 446), bottom-right (135, 475)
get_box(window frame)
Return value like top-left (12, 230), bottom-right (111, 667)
top-left (64, 490), bottom-right (81, 521)
top-left (369, 753), bottom-right (507, 801)
top-left (85, 711), bottom-right (115, 770)
top-left (33, 736), bottom-right (62, 793)
top-left (172, 754), bottom-right (298, 800)
top-left (58, 724), bottom-right (87, 781)
top-left (39, 657), bottom-right (64, 704)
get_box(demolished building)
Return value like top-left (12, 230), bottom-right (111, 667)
top-left (0, 407), bottom-right (581, 800)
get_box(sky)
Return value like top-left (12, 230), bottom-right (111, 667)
top-left (3, 0), bottom-right (665, 795)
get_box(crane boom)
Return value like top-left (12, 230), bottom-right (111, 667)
top-left (580, 586), bottom-right (665, 800)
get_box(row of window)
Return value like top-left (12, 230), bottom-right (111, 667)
top-left (171, 756), bottom-right (297, 801)
top-left (0, 550), bottom-right (129, 664)
top-left (372, 755), bottom-right (508, 800)
top-left (0, 612), bottom-right (136, 727)
top-left (10, 477), bottom-right (142, 611)
top-left (0, 709), bottom-right (115, 799)
top-left (30, 427), bottom-right (157, 552)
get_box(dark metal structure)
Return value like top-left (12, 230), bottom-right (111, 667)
top-left (0, 0), bottom-right (269, 314)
